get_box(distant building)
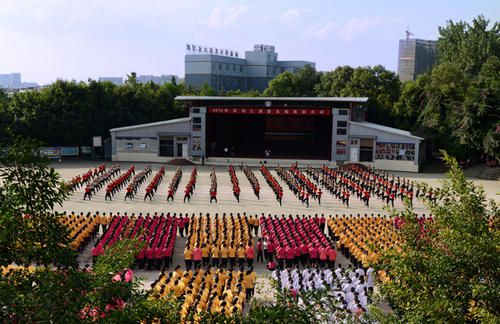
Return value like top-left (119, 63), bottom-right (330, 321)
top-left (397, 38), bottom-right (438, 82)
top-left (137, 74), bottom-right (179, 85)
top-left (0, 73), bottom-right (21, 89)
top-left (185, 44), bottom-right (315, 93)
top-left (98, 77), bottom-right (124, 86)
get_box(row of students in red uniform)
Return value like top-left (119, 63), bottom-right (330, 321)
top-left (209, 168), bottom-right (217, 203)
top-left (260, 215), bottom-right (336, 269)
top-left (228, 165), bottom-right (241, 203)
top-left (91, 214), bottom-right (177, 270)
top-left (177, 213), bottom-right (191, 237)
top-left (167, 167), bottom-right (182, 201)
top-left (183, 167), bottom-right (198, 202)
top-left (84, 165), bottom-right (124, 200)
top-left (103, 166), bottom-right (134, 201)
top-left (241, 164), bottom-right (260, 199)
top-left (69, 164), bottom-right (107, 192)
top-left (144, 166), bottom-right (165, 201)
top-left (123, 166), bottom-right (152, 201)
top-left (260, 164), bottom-right (283, 205)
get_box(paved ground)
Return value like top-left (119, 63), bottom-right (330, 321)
top-left (61, 161), bottom-right (498, 300)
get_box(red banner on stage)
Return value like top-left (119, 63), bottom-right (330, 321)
top-left (208, 107), bottom-right (331, 116)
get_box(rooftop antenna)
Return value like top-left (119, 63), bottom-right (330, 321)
top-left (405, 27), bottom-right (414, 40)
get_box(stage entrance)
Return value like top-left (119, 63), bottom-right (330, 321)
top-left (206, 113), bottom-right (331, 160)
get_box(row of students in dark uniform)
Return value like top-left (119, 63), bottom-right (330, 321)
top-left (241, 164), bottom-right (260, 199)
top-left (167, 167), bottom-right (182, 202)
top-left (183, 167), bottom-right (198, 202)
top-left (84, 165), bottom-right (123, 200)
top-left (123, 166), bottom-right (152, 201)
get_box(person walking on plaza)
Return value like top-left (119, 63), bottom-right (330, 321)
top-left (246, 241), bottom-right (255, 268)
top-left (256, 238), bottom-right (264, 263)
top-left (192, 245), bottom-right (202, 270)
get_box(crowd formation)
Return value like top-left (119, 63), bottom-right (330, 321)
top-left (91, 213), bottom-right (177, 270)
top-left (144, 166), bottom-right (165, 201)
top-left (241, 164), bottom-right (260, 199)
top-left (260, 165), bottom-right (283, 205)
top-left (209, 168), bottom-right (217, 203)
top-left (59, 212), bottom-right (101, 252)
top-left (272, 265), bottom-right (374, 319)
top-left (83, 165), bottom-right (123, 200)
top-left (124, 166), bottom-right (153, 201)
top-left (183, 214), bottom-right (254, 270)
top-left (228, 165), bottom-right (241, 203)
top-left (183, 167), bottom-right (198, 203)
top-left (151, 267), bottom-right (256, 320)
top-left (167, 167), bottom-right (183, 202)
top-left (68, 164), bottom-right (106, 191)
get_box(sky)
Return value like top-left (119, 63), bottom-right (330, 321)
top-left (0, 0), bottom-right (498, 85)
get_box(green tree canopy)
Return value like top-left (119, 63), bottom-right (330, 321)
top-left (437, 15), bottom-right (500, 76)
top-left (375, 152), bottom-right (500, 323)
top-left (264, 65), bottom-right (320, 97)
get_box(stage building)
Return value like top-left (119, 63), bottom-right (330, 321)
top-left (110, 96), bottom-right (425, 172)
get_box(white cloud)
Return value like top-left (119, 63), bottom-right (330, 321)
top-left (304, 22), bottom-right (335, 39)
top-left (339, 18), bottom-right (384, 42)
top-left (316, 22), bottom-right (334, 37)
top-left (279, 8), bottom-right (311, 21)
top-left (205, 6), bottom-right (250, 29)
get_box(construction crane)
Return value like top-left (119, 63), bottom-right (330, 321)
top-left (405, 28), bottom-right (414, 40)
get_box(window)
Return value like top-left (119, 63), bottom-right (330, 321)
top-left (159, 137), bottom-right (174, 157)
top-left (192, 108), bottom-right (200, 113)
top-left (126, 143), bottom-right (133, 150)
top-left (226, 64), bottom-right (229, 71)
top-left (233, 65), bottom-right (236, 71)
top-left (350, 139), bottom-right (359, 145)
top-left (192, 117), bottom-right (202, 131)
top-left (337, 120), bottom-right (347, 128)
top-left (375, 143), bottom-right (415, 161)
top-left (240, 66), bottom-right (243, 72)
top-left (337, 128), bottom-right (347, 135)
top-left (139, 143), bottom-right (147, 149)
top-left (219, 63), bottom-right (222, 70)
top-left (338, 109), bottom-right (348, 116)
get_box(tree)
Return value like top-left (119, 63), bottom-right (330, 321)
top-left (0, 137), bottom-right (75, 267)
top-left (375, 152), bottom-right (500, 323)
top-left (316, 65), bottom-right (401, 126)
top-left (437, 16), bottom-right (499, 76)
top-left (199, 82), bottom-right (216, 96)
top-left (264, 65), bottom-right (320, 97)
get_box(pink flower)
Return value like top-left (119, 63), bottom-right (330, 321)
top-left (112, 273), bottom-right (122, 282)
top-left (124, 269), bottom-right (133, 282)
top-left (113, 297), bottom-right (126, 309)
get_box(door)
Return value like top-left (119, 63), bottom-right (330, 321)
top-left (182, 143), bottom-right (188, 158)
top-left (350, 146), bottom-right (359, 162)
top-left (177, 143), bottom-right (183, 157)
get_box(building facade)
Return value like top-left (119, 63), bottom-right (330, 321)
top-left (98, 77), bottom-right (124, 86)
top-left (397, 38), bottom-right (438, 82)
top-left (110, 96), bottom-right (425, 172)
top-left (0, 73), bottom-right (21, 89)
top-left (185, 44), bottom-right (315, 93)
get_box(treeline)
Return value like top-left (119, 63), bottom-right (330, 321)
top-left (0, 16), bottom-right (497, 160)
top-left (0, 73), bottom-right (188, 147)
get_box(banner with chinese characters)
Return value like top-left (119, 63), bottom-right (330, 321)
top-left (208, 107), bottom-right (331, 116)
